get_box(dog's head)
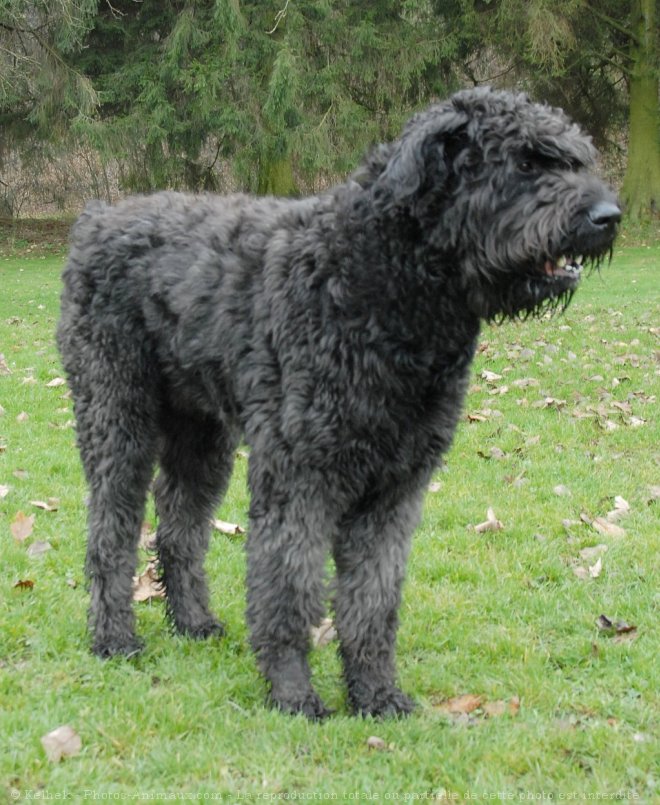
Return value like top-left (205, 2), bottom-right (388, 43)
top-left (361, 87), bottom-right (620, 320)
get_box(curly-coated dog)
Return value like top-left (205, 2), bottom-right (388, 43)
top-left (57, 87), bottom-right (620, 719)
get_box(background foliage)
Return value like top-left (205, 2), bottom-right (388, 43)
top-left (0, 1), bottom-right (658, 214)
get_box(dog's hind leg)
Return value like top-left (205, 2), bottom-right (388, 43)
top-left (72, 354), bottom-right (160, 659)
top-left (333, 487), bottom-right (425, 717)
top-left (245, 463), bottom-right (332, 720)
top-left (154, 412), bottom-right (240, 639)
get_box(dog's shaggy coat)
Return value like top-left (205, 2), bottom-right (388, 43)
top-left (58, 88), bottom-right (620, 718)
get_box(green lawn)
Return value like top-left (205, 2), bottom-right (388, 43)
top-left (1, 245), bottom-right (658, 801)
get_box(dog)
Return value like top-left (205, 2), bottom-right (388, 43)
top-left (57, 87), bottom-right (620, 718)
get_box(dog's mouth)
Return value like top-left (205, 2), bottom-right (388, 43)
top-left (542, 254), bottom-right (584, 282)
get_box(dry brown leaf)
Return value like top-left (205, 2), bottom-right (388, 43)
top-left (596, 615), bottom-right (638, 641)
top-left (310, 618), bottom-right (337, 649)
top-left (588, 556), bottom-right (603, 578)
top-left (553, 484), bottom-right (571, 497)
top-left (41, 725), bottom-right (82, 762)
top-left (132, 559), bottom-right (165, 602)
top-left (212, 518), bottom-right (245, 536)
top-left (0, 484), bottom-right (9, 498)
top-left (30, 498), bottom-right (59, 512)
top-left (16, 411), bottom-right (29, 423)
top-left (474, 508), bottom-right (503, 533)
top-left (0, 354), bottom-right (11, 375)
top-left (13, 468), bottom-right (28, 480)
top-left (481, 700), bottom-right (506, 717)
top-left (13, 579), bottom-right (35, 590)
top-left (10, 511), bottom-right (35, 542)
top-left (27, 540), bottom-right (52, 558)
top-left (482, 697), bottom-right (520, 718)
top-left (139, 521), bottom-right (157, 551)
top-left (428, 480), bottom-right (442, 492)
top-left (45, 377), bottom-right (67, 388)
top-left (592, 517), bottom-right (625, 539)
top-left (434, 693), bottom-right (483, 715)
top-left (572, 566), bottom-right (590, 580)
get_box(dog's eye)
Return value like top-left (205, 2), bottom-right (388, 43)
top-left (519, 160), bottom-right (535, 174)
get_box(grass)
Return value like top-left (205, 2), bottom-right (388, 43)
top-left (1, 243), bottom-right (658, 801)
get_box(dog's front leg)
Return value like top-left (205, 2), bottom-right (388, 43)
top-left (333, 487), bottom-right (424, 717)
top-left (245, 469), bottom-right (332, 720)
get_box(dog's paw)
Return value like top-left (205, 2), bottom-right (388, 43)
top-left (179, 619), bottom-right (226, 641)
top-left (351, 685), bottom-right (416, 719)
top-left (92, 635), bottom-right (144, 659)
top-left (270, 690), bottom-right (333, 721)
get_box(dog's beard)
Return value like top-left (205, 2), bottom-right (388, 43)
top-left (476, 251), bottom-right (610, 322)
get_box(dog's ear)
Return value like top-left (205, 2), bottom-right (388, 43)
top-left (376, 106), bottom-right (469, 206)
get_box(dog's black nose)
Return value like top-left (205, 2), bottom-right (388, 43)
top-left (589, 201), bottom-right (622, 227)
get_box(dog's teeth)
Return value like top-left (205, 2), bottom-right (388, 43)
top-left (556, 256), bottom-right (567, 268)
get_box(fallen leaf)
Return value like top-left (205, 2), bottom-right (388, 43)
top-left (592, 517), bottom-right (625, 539)
top-left (512, 377), bottom-right (540, 389)
top-left (132, 559), bottom-right (165, 602)
top-left (46, 377), bottom-right (67, 388)
top-left (481, 370), bottom-right (503, 382)
top-left (10, 511), bottom-right (35, 542)
top-left (588, 556), bottom-right (603, 578)
top-left (0, 484), bottom-right (9, 498)
top-left (596, 615), bottom-right (637, 640)
top-left (613, 495), bottom-right (630, 512)
top-left (30, 498), bottom-right (59, 512)
top-left (483, 697), bottom-right (520, 718)
top-left (212, 518), bottom-right (245, 536)
top-left (532, 396), bottom-right (566, 409)
top-left (13, 579), bottom-right (35, 590)
top-left (579, 544), bottom-right (608, 562)
top-left (482, 700), bottom-right (506, 717)
top-left (41, 725), bottom-right (82, 762)
top-left (434, 693), bottom-right (483, 715)
top-left (428, 481), bottom-right (442, 493)
top-left (474, 508), bottom-right (503, 533)
top-left (27, 540), bottom-right (52, 558)
top-left (553, 484), bottom-right (571, 497)
top-left (16, 411), bottom-right (29, 423)
top-left (310, 618), bottom-right (337, 648)
top-left (0, 354), bottom-right (11, 375)
top-left (139, 521), bottom-right (157, 551)
top-left (572, 566), bottom-right (590, 580)
top-left (366, 736), bottom-right (389, 750)
top-left (13, 469), bottom-right (29, 480)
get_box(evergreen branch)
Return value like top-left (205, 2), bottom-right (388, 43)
top-left (584, 3), bottom-right (637, 45)
top-left (267, 0), bottom-right (290, 35)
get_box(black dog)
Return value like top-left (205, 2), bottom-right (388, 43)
top-left (57, 87), bottom-right (620, 718)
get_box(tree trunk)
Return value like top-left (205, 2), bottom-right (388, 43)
top-left (257, 153), bottom-right (297, 197)
top-left (621, 0), bottom-right (660, 221)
